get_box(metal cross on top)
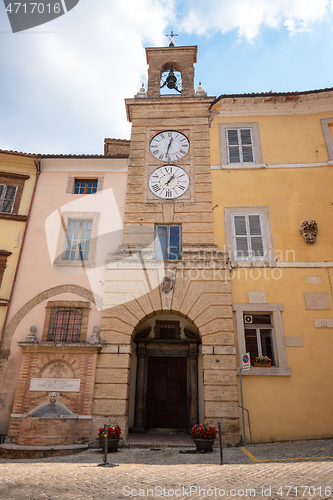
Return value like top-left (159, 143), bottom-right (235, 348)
top-left (167, 30), bottom-right (178, 47)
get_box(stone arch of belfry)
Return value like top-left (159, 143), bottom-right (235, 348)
top-left (94, 256), bottom-right (240, 445)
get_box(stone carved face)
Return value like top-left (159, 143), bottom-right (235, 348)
top-left (49, 392), bottom-right (59, 403)
top-left (300, 220), bottom-right (318, 244)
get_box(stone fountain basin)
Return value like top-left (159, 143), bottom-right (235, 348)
top-left (17, 417), bottom-right (78, 446)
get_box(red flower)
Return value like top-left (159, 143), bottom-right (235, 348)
top-left (191, 423), bottom-right (217, 439)
top-left (98, 424), bottom-right (121, 439)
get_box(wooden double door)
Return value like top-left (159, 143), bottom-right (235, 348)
top-left (146, 356), bottom-right (187, 429)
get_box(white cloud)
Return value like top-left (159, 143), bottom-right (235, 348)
top-left (1, 0), bottom-right (332, 155)
top-left (0, 0), bottom-right (176, 154)
top-left (179, 0), bottom-right (332, 40)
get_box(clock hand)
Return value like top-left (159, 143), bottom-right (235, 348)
top-left (166, 137), bottom-right (173, 154)
top-left (166, 174), bottom-right (175, 186)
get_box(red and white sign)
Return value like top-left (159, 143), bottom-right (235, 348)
top-left (242, 353), bottom-right (251, 371)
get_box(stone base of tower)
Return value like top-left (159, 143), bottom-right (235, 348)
top-left (91, 244), bottom-right (241, 446)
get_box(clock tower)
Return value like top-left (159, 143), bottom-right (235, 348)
top-left (96, 44), bottom-right (239, 445)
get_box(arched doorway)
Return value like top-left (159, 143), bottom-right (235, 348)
top-left (132, 314), bottom-right (201, 433)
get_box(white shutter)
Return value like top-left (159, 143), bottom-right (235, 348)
top-left (240, 129), bottom-right (254, 163)
top-left (248, 214), bottom-right (264, 258)
top-left (227, 128), bottom-right (254, 164)
top-left (233, 215), bottom-right (249, 259)
top-left (227, 129), bottom-right (240, 163)
top-left (232, 213), bottom-right (265, 261)
top-left (0, 184), bottom-right (17, 213)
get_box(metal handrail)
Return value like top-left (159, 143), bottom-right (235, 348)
top-left (238, 405), bottom-right (252, 444)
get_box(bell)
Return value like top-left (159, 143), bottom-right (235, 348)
top-left (166, 70), bottom-right (177, 89)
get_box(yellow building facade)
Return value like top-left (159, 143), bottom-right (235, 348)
top-left (209, 91), bottom-right (333, 442)
top-left (0, 151), bottom-right (37, 404)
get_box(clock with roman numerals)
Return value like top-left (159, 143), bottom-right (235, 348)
top-left (148, 165), bottom-right (190, 199)
top-left (150, 130), bottom-right (189, 162)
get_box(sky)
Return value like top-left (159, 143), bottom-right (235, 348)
top-left (1, 0), bottom-right (333, 155)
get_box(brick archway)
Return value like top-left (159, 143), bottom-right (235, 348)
top-left (2, 284), bottom-right (96, 353)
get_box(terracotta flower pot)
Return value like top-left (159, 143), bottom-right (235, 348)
top-left (253, 362), bottom-right (271, 367)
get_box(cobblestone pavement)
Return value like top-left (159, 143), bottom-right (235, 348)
top-left (0, 439), bottom-right (332, 499)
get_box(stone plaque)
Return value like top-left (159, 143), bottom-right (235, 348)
top-left (284, 336), bottom-right (304, 347)
top-left (248, 291), bottom-right (266, 304)
top-left (304, 293), bottom-right (331, 310)
top-left (30, 378), bottom-right (81, 392)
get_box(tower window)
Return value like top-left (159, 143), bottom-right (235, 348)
top-left (154, 225), bottom-right (181, 260)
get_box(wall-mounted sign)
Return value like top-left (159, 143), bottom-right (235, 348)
top-left (242, 353), bottom-right (251, 371)
top-left (30, 378), bottom-right (80, 392)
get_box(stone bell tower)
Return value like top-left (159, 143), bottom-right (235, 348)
top-left (146, 45), bottom-right (197, 97)
top-left (95, 43), bottom-right (240, 446)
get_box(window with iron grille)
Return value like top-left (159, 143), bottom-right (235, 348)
top-left (74, 179), bottom-right (98, 194)
top-left (64, 219), bottom-right (92, 261)
top-left (226, 128), bottom-right (255, 164)
top-left (232, 213), bottom-right (265, 261)
top-left (0, 184), bottom-right (18, 213)
top-left (47, 307), bottom-right (83, 342)
top-left (155, 320), bottom-right (181, 340)
top-left (154, 225), bottom-right (181, 260)
top-left (243, 313), bottom-right (276, 365)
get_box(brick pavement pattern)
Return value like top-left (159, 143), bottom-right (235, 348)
top-left (0, 439), bottom-right (332, 499)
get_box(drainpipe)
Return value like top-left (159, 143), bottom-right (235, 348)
top-left (0, 156), bottom-right (41, 351)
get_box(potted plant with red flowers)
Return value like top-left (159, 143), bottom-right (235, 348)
top-left (98, 423), bottom-right (122, 452)
top-left (252, 356), bottom-right (272, 367)
top-left (191, 423), bottom-right (217, 452)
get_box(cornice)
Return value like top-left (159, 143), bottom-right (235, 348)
top-left (0, 171), bottom-right (30, 180)
top-left (145, 45), bottom-right (198, 64)
top-left (125, 96), bottom-right (216, 122)
top-left (17, 341), bottom-right (103, 352)
top-left (0, 213), bottom-right (28, 222)
top-left (212, 91), bottom-right (333, 117)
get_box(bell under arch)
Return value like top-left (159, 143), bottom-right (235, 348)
top-left (128, 312), bottom-right (202, 433)
top-left (160, 62), bottom-right (182, 95)
top-left (146, 46), bottom-right (197, 97)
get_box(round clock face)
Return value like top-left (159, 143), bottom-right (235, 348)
top-left (150, 130), bottom-right (189, 162)
top-left (148, 165), bottom-right (190, 199)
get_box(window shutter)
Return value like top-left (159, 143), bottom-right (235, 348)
top-left (227, 129), bottom-right (241, 163)
top-left (234, 215), bottom-right (247, 235)
top-left (233, 215), bottom-right (249, 258)
top-left (232, 213), bottom-right (265, 260)
top-left (248, 214), bottom-right (264, 257)
top-left (226, 128), bottom-right (255, 164)
top-left (0, 185), bottom-right (17, 213)
top-left (240, 129), bottom-right (254, 163)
